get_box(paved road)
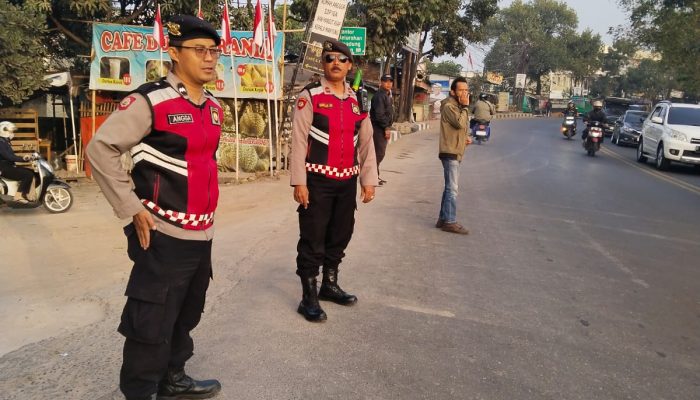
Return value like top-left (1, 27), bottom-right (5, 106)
top-left (1, 118), bottom-right (699, 399)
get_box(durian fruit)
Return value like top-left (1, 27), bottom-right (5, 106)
top-left (254, 158), bottom-right (269, 172)
top-left (241, 73), bottom-right (254, 87)
top-left (217, 143), bottom-right (237, 171)
top-left (254, 64), bottom-right (271, 76)
top-left (239, 103), bottom-right (267, 138)
top-left (238, 145), bottom-right (259, 172)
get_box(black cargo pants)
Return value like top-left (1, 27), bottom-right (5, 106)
top-left (119, 223), bottom-right (212, 399)
top-left (296, 174), bottom-right (357, 278)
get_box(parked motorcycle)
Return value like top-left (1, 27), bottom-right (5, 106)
top-left (471, 121), bottom-right (491, 145)
top-left (582, 121), bottom-right (605, 156)
top-left (0, 152), bottom-right (73, 213)
top-left (561, 115), bottom-right (577, 139)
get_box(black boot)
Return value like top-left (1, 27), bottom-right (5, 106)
top-left (319, 268), bottom-right (357, 306)
top-left (157, 368), bottom-right (221, 399)
top-left (297, 276), bottom-right (327, 322)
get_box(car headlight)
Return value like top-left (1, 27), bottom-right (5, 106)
top-left (669, 130), bottom-right (688, 142)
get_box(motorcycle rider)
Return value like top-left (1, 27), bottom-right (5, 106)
top-left (582, 100), bottom-right (606, 141)
top-left (470, 93), bottom-right (495, 138)
top-left (563, 100), bottom-right (578, 117)
top-left (0, 121), bottom-right (35, 203)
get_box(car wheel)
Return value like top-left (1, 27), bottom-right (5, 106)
top-left (636, 138), bottom-right (647, 163)
top-left (655, 143), bottom-right (670, 170)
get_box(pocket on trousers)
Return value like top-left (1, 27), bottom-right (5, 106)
top-left (118, 282), bottom-right (170, 344)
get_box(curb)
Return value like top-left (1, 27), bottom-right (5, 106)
top-left (493, 112), bottom-right (535, 119)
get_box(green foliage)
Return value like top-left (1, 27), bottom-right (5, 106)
top-left (426, 60), bottom-right (463, 77)
top-left (617, 0), bottom-right (699, 96)
top-left (562, 29), bottom-right (602, 83)
top-left (622, 58), bottom-right (675, 100)
top-left (0, 0), bottom-right (48, 105)
top-left (484, 0), bottom-right (579, 94)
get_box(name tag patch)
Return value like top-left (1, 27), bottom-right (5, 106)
top-left (318, 102), bottom-right (334, 109)
top-left (168, 113), bottom-right (194, 124)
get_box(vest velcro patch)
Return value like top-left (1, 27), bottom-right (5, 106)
top-left (168, 113), bottom-right (194, 124)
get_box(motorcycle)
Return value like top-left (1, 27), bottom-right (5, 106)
top-left (561, 115), bottom-right (577, 139)
top-left (582, 121), bottom-right (605, 157)
top-left (471, 121), bottom-right (491, 145)
top-left (0, 152), bottom-right (74, 213)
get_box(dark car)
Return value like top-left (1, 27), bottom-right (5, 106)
top-left (611, 110), bottom-right (648, 146)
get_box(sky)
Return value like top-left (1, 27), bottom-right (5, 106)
top-left (436, 0), bottom-right (629, 71)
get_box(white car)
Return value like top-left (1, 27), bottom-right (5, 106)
top-left (637, 101), bottom-right (700, 170)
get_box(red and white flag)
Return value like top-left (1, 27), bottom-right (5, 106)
top-left (153, 3), bottom-right (165, 49)
top-left (253, 0), bottom-right (265, 51)
top-left (221, 2), bottom-right (232, 48)
top-left (197, 0), bottom-right (203, 19)
top-left (468, 51), bottom-right (474, 70)
top-left (267, 2), bottom-right (277, 53)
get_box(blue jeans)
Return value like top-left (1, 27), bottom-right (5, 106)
top-left (439, 158), bottom-right (460, 224)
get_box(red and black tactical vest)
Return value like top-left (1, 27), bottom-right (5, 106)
top-left (128, 80), bottom-right (222, 230)
top-left (304, 82), bottom-right (368, 180)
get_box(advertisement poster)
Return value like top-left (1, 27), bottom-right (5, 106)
top-left (216, 98), bottom-right (276, 173)
top-left (89, 23), bottom-right (283, 100)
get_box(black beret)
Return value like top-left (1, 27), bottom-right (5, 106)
top-left (380, 74), bottom-right (394, 82)
top-left (321, 39), bottom-right (353, 61)
top-left (166, 15), bottom-right (221, 46)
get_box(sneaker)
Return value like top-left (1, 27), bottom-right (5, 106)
top-left (441, 223), bottom-right (469, 234)
top-left (435, 219), bottom-right (445, 228)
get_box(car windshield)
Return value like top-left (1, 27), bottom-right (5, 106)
top-left (667, 107), bottom-right (700, 126)
top-left (605, 104), bottom-right (628, 117)
top-left (624, 112), bottom-right (647, 127)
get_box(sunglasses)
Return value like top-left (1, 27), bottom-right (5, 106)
top-left (324, 54), bottom-right (350, 64)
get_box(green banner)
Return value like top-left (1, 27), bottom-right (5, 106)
top-left (339, 27), bottom-right (367, 56)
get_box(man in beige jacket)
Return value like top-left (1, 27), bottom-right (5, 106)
top-left (436, 77), bottom-right (472, 234)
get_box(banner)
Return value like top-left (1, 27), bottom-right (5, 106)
top-left (89, 23), bottom-right (283, 99)
top-left (486, 71), bottom-right (504, 85)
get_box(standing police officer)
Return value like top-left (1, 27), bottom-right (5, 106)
top-left (370, 74), bottom-right (394, 185)
top-left (87, 15), bottom-right (223, 400)
top-left (290, 39), bottom-right (378, 322)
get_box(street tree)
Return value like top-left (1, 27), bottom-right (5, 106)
top-left (562, 29), bottom-right (603, 86)
top-left (622, 58), bottom-right (676, 100)
top-left (617, 0), bottom-right (700, 97)
top-left (484, 0), bottom-right (577, 95)
top-left (0, 0), bottom-right (48, 105)
top-left (426, 60), bottom-right (463, 77)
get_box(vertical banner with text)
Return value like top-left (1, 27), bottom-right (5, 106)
top-left (302, 0), bottom-right (349, 74)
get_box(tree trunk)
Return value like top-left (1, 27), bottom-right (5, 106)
top-left (536, 75), bottom-right (542, 96)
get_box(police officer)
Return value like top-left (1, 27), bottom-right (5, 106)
top-left (370, 74), bottom-right (394, 185)
top-left (87, 15), bottom-right (224, 400)
top-left (290, 39), bottom-right (378, 322)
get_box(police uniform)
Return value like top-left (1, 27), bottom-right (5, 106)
top-left (290, 39), bottom-right (378, 322)
top-left (87, 15), bottom-right (223, 400)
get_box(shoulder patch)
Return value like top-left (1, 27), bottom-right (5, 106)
top-left (297, 97), bottom-right (308, 110)
top-left (119, 96), bottom-right (136, 110)
top-left (352, 103), bottom-right (360, 115)
top-left (210, 107), bottom-right (221, 126)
